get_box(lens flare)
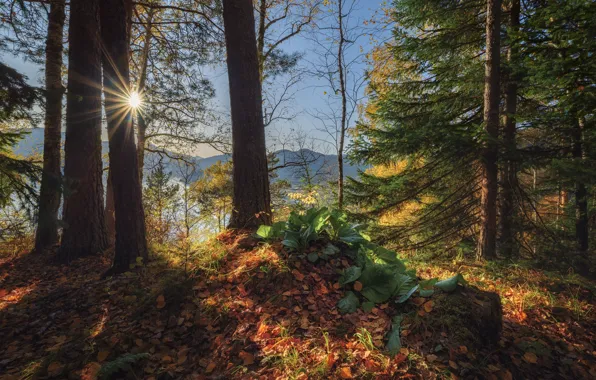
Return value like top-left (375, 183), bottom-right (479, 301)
top-left (129, 91), bottom-right (142, 109)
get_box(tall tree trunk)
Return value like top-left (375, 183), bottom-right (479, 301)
top-left (105, 169), bottom-right (116, 246)
top-left (256, 0), bottom-right (267, 80)
top-left (58, 0), bottom-right (108, 261)
top-left (223, 0), bottom-right (272, 229)
top-left (337, 0), bottom-right (347, 210)
top-left (498, 0), bottom-right (520, 257)
top-left (477, 0), bottom-right (501, 260)
top-left (136, 7), bottom-right (154, 183)
top-left (100, 0), bottom-right (148, 273)
top-left (574, 117), bottom-right (588, 253)
top-left (35, 0), bottom-right (66, 253)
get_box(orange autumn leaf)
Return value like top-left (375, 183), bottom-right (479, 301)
top-left (80, 362), bottom-right (101, 380)
top-left (523, 352), bottom-right (538, 364)
top-left (156, 294), bottom-right (166, 309)
top-left (423, 301), bottom-right (434, 313)
top-left (338, 366), bottom-right (353, 379)
top-left (47, 361), bottom-right (64, 377)
top-left (206, 362), bottom-right (216, 373)
top-left (97, 350), bottom-right (109, 362)
top-left (239, 351), bottom-right (255, 365)
top-left (292, 269), bottom-right (305, 281)
top-left (353, 281), bottom-right (363, 291)
top-left (326, 353), bottom-right (336, 369)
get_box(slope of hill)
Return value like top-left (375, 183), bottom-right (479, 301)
top-left (13, 128), bottom-right (364, 185)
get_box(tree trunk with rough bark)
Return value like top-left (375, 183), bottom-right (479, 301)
top-left (100, 0), bottom-right (148, 273)
top-left (136, 7), bottom-right (153, 183)
top-left (574, 118), bottom-right (588, 253)
top-left (498, 0), bottom-right (519, 257)
top-left (35, 0), bottom-right (66, 253)
top-left (105, 169), bottom-right (116, 246)
top-left (256, 0), bottom-right (267, 80)
top-left (58, 0), bottom-right (108, 262)
top-left (477, 0), bottom-right (501, 260)
top-left (223, 0), bottom-right (272, 229)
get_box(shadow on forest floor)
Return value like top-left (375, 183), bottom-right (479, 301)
top-left (1, 234), bottom-right (595, 379)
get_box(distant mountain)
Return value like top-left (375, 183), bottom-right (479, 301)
top-left (13, 128), bottom-right (364, 186)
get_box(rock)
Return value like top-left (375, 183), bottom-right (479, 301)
top-left (407, 285), bottom-right (502, 349)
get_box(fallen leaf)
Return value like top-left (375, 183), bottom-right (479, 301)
top-left (424, 301), bottom-right (434, 313)
top-left (426, 354), bottom-right (438, 362)
top-left (523, 352), bottom-right (538, 364)
top-left (81, 362), bottom-right (101, 380)
top-left (292, 269), bottom-right (305, 281)
top-left (326, 353), bottom-right (336, 369)
top-left (156, 295), bottom-right (166, 309)
top-left (206, 362), bottom-right (216, 373)
top-left (338, 366), bottom-right (353, 379)
top-left (97, 350), bottom-right (109, 362)
top-left (239, 351), bottom-right (255, 365)
top-left (47, 362), bottom-right (64, 377)
top-left (353, 281), bottom-right (363, 291)
top-left (449, 360), bottom-right (459, 369)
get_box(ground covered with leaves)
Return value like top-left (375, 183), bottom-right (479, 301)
top-left (1, 232), bottom-right (595, 379)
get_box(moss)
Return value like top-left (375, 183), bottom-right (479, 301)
top-left (409, 285), bottom-right (502, 350)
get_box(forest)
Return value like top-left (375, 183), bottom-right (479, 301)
top-left (0, 0), bottom-right (595, 379)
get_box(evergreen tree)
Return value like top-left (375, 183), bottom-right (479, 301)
top-left (100, 0), bottom-right (148, 273)
top-left (59, 0), bottom-right (108, 261)
top-left (0, 63), bottom-right (40, 207)
top-left (222, 0), bottom-right (272, 229)
top-left (143, 161), bottom-right (180, 244)
top-left (35, 0), bottom-right (66, 253)
top-left (348, 0), bottom-right (487, 251)
top-left (519, 0), bottom-right (596, 254)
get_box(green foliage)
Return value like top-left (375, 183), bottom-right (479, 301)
top-left (435, 274), bottom-right (467, 293)
top-left (385, 315), bottom-right (403, 355)
top-left (0, 63), bottom-right (41, 207)
top-left (258, 207), bottom-right (466, 313)
top-left (98, 353), bottom-right (150, 380)
top-left (338, 291), bottom-right (360, 314)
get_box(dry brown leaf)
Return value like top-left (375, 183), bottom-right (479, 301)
top-left (292, 269), bottom-right (305, 281)
top-left (338, 366), bottom-right (353, 379)
top-left (206, 362), bottom-right (216, 373)
top-left (47, 362), bottom-right (64, 377)
top-left (424, 301), bottom-right (434, 313)
top-left (523, 352), bottom-right (538, 364)
top-left (426, 354), bottom-right (438, 362)
top-left (156, 295), bottom-right (166, 309)
top-left (97, 350), bottom-right (109, 362)
top-left (239, 351), bottom-right (255, 366)
top-left (449, 360), bottom-right (459, 369)
top-left (80, 362), bottom-right (101, 380)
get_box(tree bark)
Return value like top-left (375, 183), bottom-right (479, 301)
top-left (574, 117), bottom-right (588, 253)
top-left (223, 0), bottom-right (272, 229)
top-left (100, 0), bottom-right (148, 273)
top-left (136, 7), bottom-right (153, 183)
top-left (58, 0), bottom-right (108, 262)
top-left (498, 0), bottom-right (519, 257)
top-left (477, 0), bottom-right (501, 260)
top-left (337, 0), bottom-right (347, 210)
top-left (256, 0), bottom-right (267, 80)
top-left (35, 0), bottom-right (66, 253)
top-left (105, 168), bottom-right (116, 246)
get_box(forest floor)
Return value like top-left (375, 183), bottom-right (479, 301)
top-left (1, 232), bottom-right (595, 379)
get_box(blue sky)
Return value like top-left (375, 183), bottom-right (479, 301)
top-left (2, 1), bottom-right (385, 158)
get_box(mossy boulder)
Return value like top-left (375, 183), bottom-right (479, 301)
top-left (403, 285), bottom-right (502, 351)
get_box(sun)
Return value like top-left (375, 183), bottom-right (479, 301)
top-left (129, 91), bottom-right (142, 109)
